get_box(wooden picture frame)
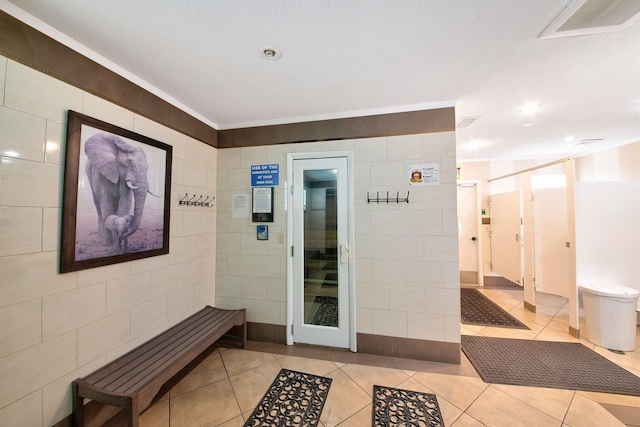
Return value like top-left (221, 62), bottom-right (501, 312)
top-left (60, 111), bottom-right (172, 273)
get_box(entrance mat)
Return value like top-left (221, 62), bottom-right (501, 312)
top-left (461, 288), bottom-right (529, 329)
top-left (311, 296), bottom-right (338, 327)
top-left (244, 369), bottom-right (332, 426)
top-left (372, 385), bottom-right (445, 427)
top-left (462, 335), bottom-right (640, 396)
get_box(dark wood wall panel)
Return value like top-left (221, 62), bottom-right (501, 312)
top-left (218, 107), bottom-right (455, 148)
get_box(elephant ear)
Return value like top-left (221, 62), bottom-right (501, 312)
top-left (85, 133), bottom-right (123, 184)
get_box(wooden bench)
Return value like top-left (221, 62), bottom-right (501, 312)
top-left (72, 306), bottom-right (246, 427)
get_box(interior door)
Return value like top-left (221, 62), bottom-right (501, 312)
top-left (533, 187), bottom-right (570, 297)
top-left (490, 191), bottom-right (523, 286)
top-left (458, 183), bottom-right (479, 284)
top-left (292, 157), bottom-right (350, 348)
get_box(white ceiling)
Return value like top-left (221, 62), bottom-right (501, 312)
top-left (3, 0), bottom-right (639, 161)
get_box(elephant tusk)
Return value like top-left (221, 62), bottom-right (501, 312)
top-left (126, 180), bottom-right (139, 190)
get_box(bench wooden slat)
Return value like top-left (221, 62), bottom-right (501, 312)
top-left (84, 306), bottom-right (216, 385)
top-left (106, 310), bottom-right (238, 393)
top-left (116, 311), bottom-right (242, 395)
top-left (73, 306), bottom-right (245, 427)
top-left (92, 309), bottom-right (233, 391)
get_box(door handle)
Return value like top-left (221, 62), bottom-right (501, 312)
top-left (340, 243), bottom-right (349, 264)
top-left (471, 237), bottom-right (477, 241)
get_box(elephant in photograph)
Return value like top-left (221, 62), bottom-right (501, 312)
top-left (85, 133), bottom-right (155, 247)
top-left (105, 214), bottom-right (133, 253)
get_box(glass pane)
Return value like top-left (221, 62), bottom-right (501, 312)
top-left (303, 169), bottom-right (338, 327)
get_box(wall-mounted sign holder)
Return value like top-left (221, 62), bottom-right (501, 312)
top-left (252, 187), bottom-right (274, 222)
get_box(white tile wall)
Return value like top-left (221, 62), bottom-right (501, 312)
top-left (0, 57), bottom-right (217, 425)
top-left (214, 130), bottom-right (460, 343)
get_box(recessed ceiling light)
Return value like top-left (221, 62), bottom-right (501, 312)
top-left (519, 103), bottom-right (540, 114)
top-left (522, 123), bottom-right (534, 127)
top-left (564, 136), bottom-right (576, 142)
top-left (259, 46), bottom-right (281, 60)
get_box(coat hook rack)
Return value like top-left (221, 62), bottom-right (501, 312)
top-left (367, 191), bottom-right (409, 204)
top-left (179, 193), bottom-right (215, 207)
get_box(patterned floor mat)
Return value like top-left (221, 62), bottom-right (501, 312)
top-left (372, 385), bottom-right (445, 427)
top-left (461, 288), bottom-right (529, 329)
top-left (462, 335), bottom-right (640, 396)
top-left (244, 369), bottom-right (332, 426)
top-left (310, 296), bottom-right (338, 327)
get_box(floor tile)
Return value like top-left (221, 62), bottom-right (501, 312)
top-left (227, 360), bottom-right (282, 414)
top-left (411, 371), bottom-right (488, 411)
top-left (275, 355), bottom-right (340, 377)
top-left (491, 383), bottom-right (574, 421)
top-left (563, 393), bottom-right (626, 427)
top-left (220, 348), bottom-right (276, 377)
top-left (340, 363), bottom-right (409, 396)
top-left (320, 368), bottom-right (371, 427)
top-left (140, 399), bottom-right (168, 427)
top-left (465, 386), bottom-right (561, 427)
top-left (170, 349), bottom-right (227, 397)
top-left (169, 378), bottom-right (241, 427)
top-left (449, 412), bottom-right (487, 426)
top-left (335, 404), bottom-right (371, 426)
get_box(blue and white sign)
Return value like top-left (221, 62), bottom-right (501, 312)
top-left (251, 164), bottom-right (279, 186)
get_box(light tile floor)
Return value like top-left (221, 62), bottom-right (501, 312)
top-left (131, 288), bottom-right (640, 426)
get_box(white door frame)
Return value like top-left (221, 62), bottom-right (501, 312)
top-left (286, 151), bottom-right (356, 352)
top-left (457, 180), bottom-right (484, 286)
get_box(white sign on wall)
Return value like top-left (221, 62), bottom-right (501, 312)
top-left (408, 163), bottom-right (440, 186)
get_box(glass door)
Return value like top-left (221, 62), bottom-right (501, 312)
top-left (292, 156), bottom-right (350, 348)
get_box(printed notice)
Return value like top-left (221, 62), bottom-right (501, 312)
top-left (252, 187), bottom-right (273, 213)
top-left (232, 194), bottom-right (249, 218)
top-left (408, 163), bottom-right (440, 186)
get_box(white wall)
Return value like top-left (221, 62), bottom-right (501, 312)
top-left (216, 132), bottom-right (461, 343)
top-left (0, 57), bottom-right (218, 426)
top-left (575, 141), bottom-right (640, 296)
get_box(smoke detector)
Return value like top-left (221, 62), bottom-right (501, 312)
top-left (260, 46), bottom-right (281, 60)
top-left (539, 0), bottom-right (640, 39)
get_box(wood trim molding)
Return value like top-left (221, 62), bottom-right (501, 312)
top-left (218, 108), bottom-right (455, 148)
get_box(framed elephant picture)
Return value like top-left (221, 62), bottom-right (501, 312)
top-left (60, 111), bottom-right (172, 273)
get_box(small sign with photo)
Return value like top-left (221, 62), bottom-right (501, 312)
top-left (408, 163), bottom-right (440, 186)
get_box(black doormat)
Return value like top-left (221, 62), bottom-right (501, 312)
top-left (244, 369), bottom-right (332, 426)
top-left (310, 296), bottom-right (338, 327)
top-left (462, 335), bottom-right (640, 396)
top-left (461, 288), bottom-right (529, 329)
top-left (372, 385), bottom-right (445, 427)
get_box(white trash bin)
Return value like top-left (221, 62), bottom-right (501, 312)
top-left (580, 284), bottom-right (640, 352)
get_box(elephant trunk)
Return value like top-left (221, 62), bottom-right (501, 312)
top-left (123, 184), bottom-right (148, 238)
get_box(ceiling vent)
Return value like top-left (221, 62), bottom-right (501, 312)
top-left (456, 116), bottom-right (479, 128)
top-left (576, 138), bottom-right (603, 145)
top-left (539, 0), bottom-right (640, 39)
